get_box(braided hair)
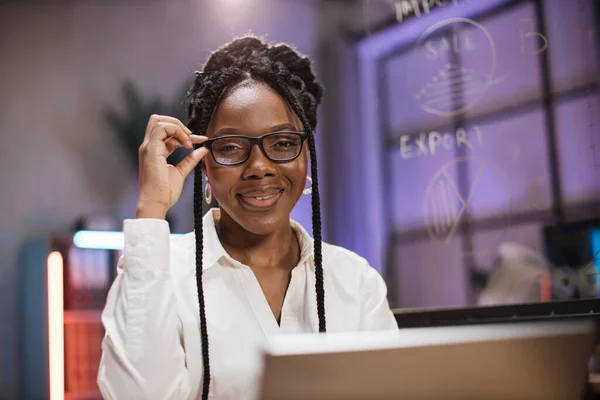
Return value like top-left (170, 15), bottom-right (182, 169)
top-left (186, 36), bottom-right (325, 400)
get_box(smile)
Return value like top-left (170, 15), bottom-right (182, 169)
top-left (255, 193), bottom-right (278, 200)
top-left (237, 189), bottom-right (284, 209)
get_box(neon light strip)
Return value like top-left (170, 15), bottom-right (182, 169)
top-left (73, 230), bottom-right (184, 250)
top-left (540, 267), bottom-right (551, 302)
top-left (591, 228), bottom-right (600, 297)
top-left (47, 251), bottom-right (64, 400)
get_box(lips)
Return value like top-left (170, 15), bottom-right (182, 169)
top-left (237, 188), bottom-right (284, 209)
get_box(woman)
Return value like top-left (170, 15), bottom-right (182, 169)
top-left (98, 36), bottom-right (397, 400)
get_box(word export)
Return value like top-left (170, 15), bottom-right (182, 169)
top-left (399, 125), bottom-right (482, 159)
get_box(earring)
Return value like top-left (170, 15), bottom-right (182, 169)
top-left (204, 182), bottom-right (213, 204)
top-left (303, 176), bottom-right (312, 195)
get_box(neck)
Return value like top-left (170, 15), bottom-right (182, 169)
top-left (215, 212), bottom-right (300, 271)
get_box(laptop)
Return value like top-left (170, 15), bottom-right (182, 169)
top-left (259, 318), bottom-right (596, 400)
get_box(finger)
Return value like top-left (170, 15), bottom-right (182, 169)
top-left (190, 135), bottom-right (208, 145)
top-left (164, 136), bottom-right (185, 155)
top-left (147, 122), bottom-right (192, 149)
top-left (145, 114), bottom-right (161, 137)
top-left (145, 114), bottom-right (192, 137)
top-left (175, 147), bottom-right (209, 178)
top-left (156, 115), bottom-right (193, 135)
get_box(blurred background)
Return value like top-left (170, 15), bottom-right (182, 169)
top-left (1, 0), bottom-right (600, 398)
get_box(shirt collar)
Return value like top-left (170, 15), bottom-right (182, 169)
top-left (290, 217), bottom-right (315, 269)
top-left (200, 208), bottom-right (315, 271)
top-left (201, 208), bottom-right (227, 270)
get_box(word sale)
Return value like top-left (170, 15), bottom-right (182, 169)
top-left (393, 0), bottom-right (475, 23)
top-left (399, 125), bottom-right (482, 159)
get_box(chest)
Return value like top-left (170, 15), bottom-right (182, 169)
top-left (174, 264), bottom-right (363, 400)
top-left (251, 268), bottom-right (292, 323)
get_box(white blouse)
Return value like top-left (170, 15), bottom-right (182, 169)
top-left (98, 209), bottom-right (397, 400)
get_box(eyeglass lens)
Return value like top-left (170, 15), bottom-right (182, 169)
top-left (211, 133), bottom-right (303, 165)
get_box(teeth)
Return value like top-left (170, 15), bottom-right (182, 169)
top-left (254, 193), bottom-right (277, 200)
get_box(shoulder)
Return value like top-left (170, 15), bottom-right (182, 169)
top-left (166, 230), bottom-right (223, 289)
top-left (167, 231), bottom-right (199, 279)
top-left (318, 241), bottom-right (392, 321)
top-left (291, 218), bottom-right (380, 282)
top-left (320, 241), bottom-right (382, 285)
top-left (170, 231), bottom-right (195, 248)
top-left (321, 241), bottom-right (369, 270)
top-left (168, 227), bottom-right (223, 275)
top-left (169, 232), bottom-right (195, 252)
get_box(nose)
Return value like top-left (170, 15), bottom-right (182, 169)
top-left (242, 143), bottom-right (277, 179)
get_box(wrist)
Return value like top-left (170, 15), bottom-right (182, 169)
top-left (135, 201), bottom-right (168, 220)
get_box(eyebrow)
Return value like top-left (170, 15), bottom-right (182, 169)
top-left (213, 122), bottom-right (299, 137)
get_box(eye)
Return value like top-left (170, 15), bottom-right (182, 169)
top-left (273, 139), bottom-right (296, 148)
top-left (213, 140), bottom-right (246, 152)
top-left (220, 144), bottom-right (243, 152)
top-left (269, 134), bottom-right (301, 150)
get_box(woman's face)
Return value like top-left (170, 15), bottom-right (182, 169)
top-left (203, 79), bottom-right (309, 235)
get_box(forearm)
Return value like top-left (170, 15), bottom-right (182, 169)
top-left (97, 219), bottom-right (190, 400)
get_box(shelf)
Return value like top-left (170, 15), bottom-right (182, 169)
top-left (64, 310), bottom-right (102, 324)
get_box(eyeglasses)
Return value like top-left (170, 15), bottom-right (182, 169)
top-left (202, 131), bottom-right (308, 166)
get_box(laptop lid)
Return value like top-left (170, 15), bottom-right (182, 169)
top-left (259, 318), bottom-right (596, 400)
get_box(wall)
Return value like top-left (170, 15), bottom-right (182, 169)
top-left (0, 0), bottom-right (320, 396)
top-left (315, 1), bottom-right (362, 251)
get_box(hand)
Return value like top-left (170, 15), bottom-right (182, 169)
top-left (136, 114), bottom-right (208, 219)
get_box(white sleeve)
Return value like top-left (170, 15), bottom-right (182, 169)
top-left (97, 219), bottom-right (191, 400)
top-left (359, 262), bottom-right (398, 331)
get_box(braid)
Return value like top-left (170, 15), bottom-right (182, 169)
top-left (192, 171), bottom-right (210, 400)
top-left (308, 136), bottom-right (326, 332)
top-left (188, 77), bottom-right (230, 400)
top-left (256, 71), bottom-right (326, 331)
top-left (186, 35), bottom-right (326, 399)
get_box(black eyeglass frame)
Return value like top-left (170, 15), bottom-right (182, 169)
top-left (201, 131), bottom-right (308, 166)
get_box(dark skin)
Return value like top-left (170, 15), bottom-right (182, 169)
top-left (201, 79), bottom-right (310, 324)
